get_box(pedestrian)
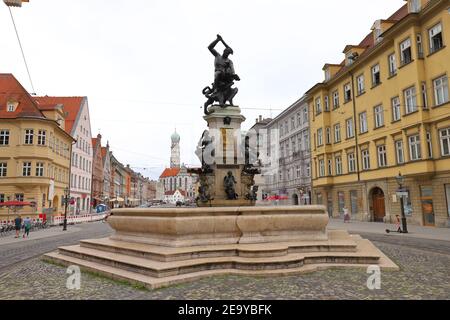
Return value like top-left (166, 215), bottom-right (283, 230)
top-left (395, 215), bottom-right (402, 233)
top-left (14, 215), bottom-right (22, 238)
top-left (343, 207), bottom-right (350, 223)
top-left (23, 217), bottom-right (31, 238)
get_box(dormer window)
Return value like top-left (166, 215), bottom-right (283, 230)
top-left (6, 101), bottom-right (16, 112)
top-left (325, 69), bottom-right (331, 81)
top-left (409, 0), bottom-right (421, 13)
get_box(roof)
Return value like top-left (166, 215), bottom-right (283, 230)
top-left (313, 3), bottom-right (409, 88)
top-left (0, 74), bottom-right (46, 119)
top-left (160, 168), bottom-right (181, 178)
top-left (164, 189), bottom-right (186, 196)
top-left (92, 138), bottom-right (99, 149)
top-left (34, 96), bottom-right (85, 135)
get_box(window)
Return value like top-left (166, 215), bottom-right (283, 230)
top-left (348, 153), bottom-right (356, 173)
top-left (427, 131), bottom-right (433, 158)
top-left (317, 128), bottom-right (323, 146)
top-left (388, 53), bottom-right (397, 76)
top-left (0, 162), bottom-right (7, 177)
top-left (15, 194), bottom-right (24, 202)
top-left (404, 86), bottom-right (418, 114)
top-left (327, 159), bottom-right (332, 175)
top-left (319, 160), bottom-right (325, 177)
top-left (344, 83), bottom-right (352, 102)
top-left (22, 162), bottom-right (31, 177)
top-left (291, 117), bottom-right (295, 130)
top-left (377, 145), bottom-right (387, 167)
top-left (422, 82), bottom-right (429, 108)
top-left (296, 166), bottom-right (301, 178)
top-left (440, 128), bottom-right (450, 156)
top-left (374, 105), bottom-right (384, 128)
top-left (362, 149), bottom-right (370, 170)
top-left (304, 132), bottom-right (309, 150)
top-left (7, 102), bottom-right (15, 112)
top-left (324, 96), bottom-right (330, 111)
top-left (315, 97), bottom-right (322, 114)
top-left (395, 140), bottom-right (405, 164)
top-left (297, 112), bottom-right (302, 126)
top-left (417, 34), bottom-right (424, 58)
top-left (433, 75), bottom-right (449, 106)
top-left (303, 108), bottom-right (308, 123)
top-left (429, 23), bottom-right (443, 53)
top-left (37, 130), bottom-right (46, 146)
top-left (334, 123), bottom-right (341, 143)
top-left (325, 69), bottom-right (331, 81)
top-left (346, 118), bottom-right (354, 138)
top-left (409, 135), bottom-right (422, 160)
top-left (371, 64), bottom-right (381, 86)
top-left (36, 162), bottom-right (44, 177)
top-left (359, 112), bottom-right (368, 134)
top-left (306, 163), bottom-right (310, 177)
top-left (400, 38), bottom-right (412, 65)
top-left (335, 156), bottom-right (342, 175)
top-left (0, 194), bottom-right (4, 202)
top-left (356, 74), bottom-right (365, 95)
top-left (392, 97), bottom-right (401, 122)
top-left (325, 127), bottom-right (331, 144)
top-left (332, 91), bottom-right (339, 108)
top-left (24, 129), bottom-right (34, 145)
top-left (0, 130), bottom-right (9, 146)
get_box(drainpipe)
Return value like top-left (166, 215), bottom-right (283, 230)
top-left (350, 71), bottom-right (361, 182)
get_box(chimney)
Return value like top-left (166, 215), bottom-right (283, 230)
top-left (259, 115), bottom-right (263, 122)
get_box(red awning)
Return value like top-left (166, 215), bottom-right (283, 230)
top-left (0, 201), bottom-right (33, 207)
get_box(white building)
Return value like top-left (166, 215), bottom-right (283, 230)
top-left (163, 189), bottom-right (186, 204)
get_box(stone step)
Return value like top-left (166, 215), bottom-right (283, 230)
top-left (57, 244), bottom-right (379, 279)
top-left (42, 250), bottom-right (387, 290)
top-left (79, 237), bottom-right (358, 262)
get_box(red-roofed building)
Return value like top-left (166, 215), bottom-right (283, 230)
top-left (157, 131), bottom-right (197, 202)
top-left (0, 74), bottom-right (75, 220)
top-left (163, 189), bottom-right (186, 204)
top-left (35, 96), bottom-right (94, 215)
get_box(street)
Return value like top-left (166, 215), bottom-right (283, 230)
top-left (0, 220), bottom-right (449, 300)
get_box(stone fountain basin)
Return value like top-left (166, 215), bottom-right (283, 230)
top-left (107, 205), bottom-right (329, 247)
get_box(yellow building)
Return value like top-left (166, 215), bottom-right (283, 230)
top-left (307, 0), bottom-right (450, 227)
top-left (0, 74), bottom-right (74, 222)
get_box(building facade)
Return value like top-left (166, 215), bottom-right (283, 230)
top-left (262, 96), bottom-right (312, 205)
top-left (0, 74), bottom-right (74, 220)
top-left (91, 133), bottom-right (104, 208)
top-left (101, 142), bottom-right (111, 204)
top-left (308, 0), bottom-right (450, 227)
top-left (36, 96), bottom-right (94, 215)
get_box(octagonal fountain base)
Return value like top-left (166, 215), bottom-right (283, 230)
top-left (44, 206), bottom-right (398, 289)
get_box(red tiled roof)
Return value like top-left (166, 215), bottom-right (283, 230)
top-left (164, 189), bottom-right (186, 196)
top-left (0, 74), bottom-right (45, 119)
top-left (160, 168), bottom-right (181, 178)
top-left (324, 4), bottom-right (409, 83)
top-left (34, 96), bottom-right (85, 135)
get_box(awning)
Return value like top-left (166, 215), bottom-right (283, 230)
top-left (0, 201), bottom-right (33, 207)
top-left (110, 197), bottom-right (124, 202)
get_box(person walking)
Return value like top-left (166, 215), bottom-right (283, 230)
top-left (343, 207), bottom-right (350, 223)
top-left (14, 215), bottom-right (22, 238)
top-left (23, 217), bottom-right (31, 238)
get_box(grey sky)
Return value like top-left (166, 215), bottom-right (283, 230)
top-left (0, 0), bottom-right (405, 179)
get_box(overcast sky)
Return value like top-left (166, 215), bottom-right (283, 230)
top-left (0, 0), bottom-right (405, 179)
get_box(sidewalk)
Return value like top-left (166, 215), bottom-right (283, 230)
top-left (0, 225), bottom-right (82, 246)
top-left (328, 218), bottom-right (450, 242)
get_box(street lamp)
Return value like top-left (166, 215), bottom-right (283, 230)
top-left (395, 172), bottom-right (408, 233)
top-left (63, 187), bottom-right (69, 231)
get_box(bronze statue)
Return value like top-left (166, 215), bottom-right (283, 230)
top-left (203, 35), bottom-right (240, 115)
top-left (224, 171), bottom-right (238, 200)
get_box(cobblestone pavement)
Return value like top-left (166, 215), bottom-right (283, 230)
top-left (0, 235), bottom-right (449, 300)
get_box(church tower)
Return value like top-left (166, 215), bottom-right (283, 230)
top-left (170, 129), bottom-right (181, 168)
